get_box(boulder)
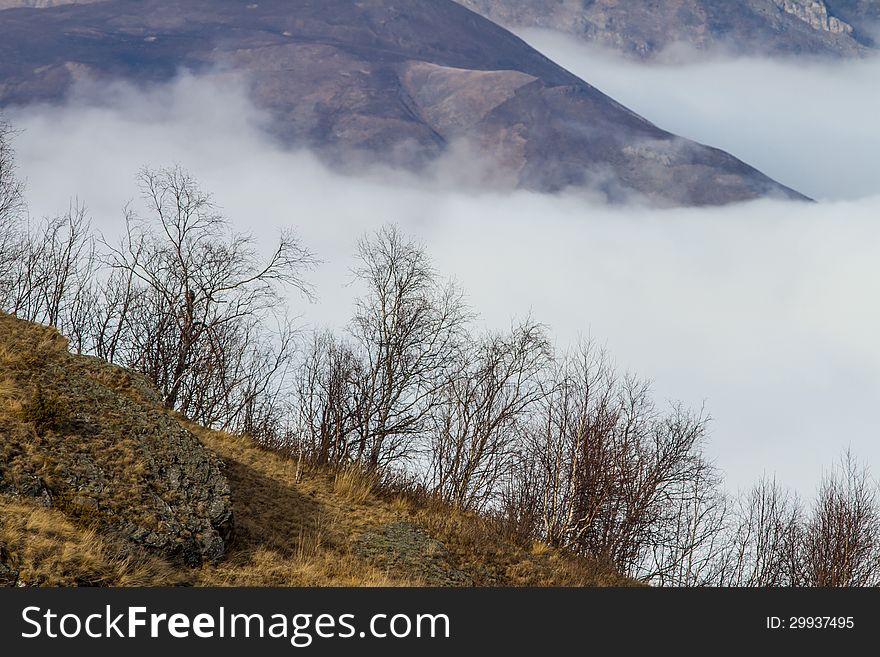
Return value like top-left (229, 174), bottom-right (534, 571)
top-left (0, 313), bottom-right (233, 566)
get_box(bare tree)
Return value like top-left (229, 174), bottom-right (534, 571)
top-left (512, 341), bottom-right (716, 582)
top-left (0, 119), bottom-right (25, 228)
top-left (295, 329), bottom-right (365, 466)
top-left (650, 457), bottom-right (729, 587)
top-left (1, 203), bottom-right (97, 346)
top-left (801, 452), bottom-right (880, 587)
top-left (101, 165), bottom-right (316, 428)
top-left (714, 454), bottom-right (880, 588)
top-left (717, 477), bottom-right (804, 587)
top-left (516, 343), bottom-right (624, 549)
top-left (427, 318), bottom-right (550, 511)
top-left (349, 224), bottom-right (470, 469)
top-left (0, 119), bottom-right (26, 305)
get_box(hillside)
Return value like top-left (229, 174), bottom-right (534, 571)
top-left (0, 312), bottom-right (632, 587)
top-left (456, 0), bottom-right (879, 58)
top-left (0, 0), bottom-right (806, 205)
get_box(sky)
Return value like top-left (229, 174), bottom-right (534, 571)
top-left (6, 42), bottom-right (880, 499)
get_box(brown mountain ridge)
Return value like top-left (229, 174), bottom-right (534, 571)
top-left (0, 0), bottom-right (808, 206)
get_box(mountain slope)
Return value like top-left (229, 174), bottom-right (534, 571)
top-left (0, 312), bottom-right (631, 586)
top-left (825, 0), bottom-right (880, 46)
top-left (456, 0), bottom-right (878, 58)
top-left (0, 0), bottom-right (805, 205)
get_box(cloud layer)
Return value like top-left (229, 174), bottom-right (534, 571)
top-left (517, 29), bottom-right (880, 202)
top-left (7, 58), bottom-right (880, 497)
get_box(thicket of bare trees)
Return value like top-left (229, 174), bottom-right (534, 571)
top-left (714, 455), bottom-right (880, 587)
top-left (0, 125), bottom-right (315, 437)
top-left (93, 166), bottom-right (316, 431)
top-left (495, 343), bottom-right (722, 582)
top-left (3, 120), bottom-right (879, 586)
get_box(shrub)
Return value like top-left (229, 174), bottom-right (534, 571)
top-left (21, 383), bottom-right (68, 433)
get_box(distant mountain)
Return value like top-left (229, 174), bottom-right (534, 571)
top-left (456, 0), bottom-right (880, 58)
top-left (0, 0), bottom-right (807, 205)
top-left (825, 0), bottom-right (880, 46)
top-left (0, 0), bottom-right (99, 7)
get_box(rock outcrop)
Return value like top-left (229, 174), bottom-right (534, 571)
top-left (456, 0), bottom-right (876, 58)
top-left (774, 0), bottom-right (853, 34)
top-left (356, 522), bottom-right (474, 586)
top-left (0, 313), bottom-right (233, 566)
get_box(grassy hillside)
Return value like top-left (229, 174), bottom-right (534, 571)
top-left (0, 312), bottom-right (633, 587)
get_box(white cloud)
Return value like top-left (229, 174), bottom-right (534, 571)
top-left (516, 28), bottom-right (880, 202)
top-left (6, 66), bottom-right (880, 497)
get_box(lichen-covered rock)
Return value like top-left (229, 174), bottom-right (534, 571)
top-left (0, 313), bottom-right (233, 566)
top-left (356, 522), bottom-right (473, 586)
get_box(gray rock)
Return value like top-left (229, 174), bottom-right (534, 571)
top-left (356, 522), bottom-right (473, 586)
top-left (2, 351), bottom-right (234, 567)
top-left (456, 0), bottom-right (877, 58)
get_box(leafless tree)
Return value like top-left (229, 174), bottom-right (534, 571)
top-left (100, 165), bottom-right (316, 429)
top-left (295, 329), bottom-right (365, 466)
top-left (716, 477), bottom-right (804, 586)
top-left (0, 119), bottom-right (26, 304)
top-left (0, 119), bottom-right (25, 228)
top-left (800, 452), bottom-right (880, 587)
top-left (348, 224), bottom-right (470, 469)
top-left (713, 453), bottom-right (880, 587)
top-left (522, 344), bottom-right (619, 550)
top-left (427, 318), bottom-right (550, 512)
top-left (1, 203), bottom-right (97, 347)
top-left (511, 341), bottom-right (716, 582)
top-left (649, 457), bottom-right (729, 587)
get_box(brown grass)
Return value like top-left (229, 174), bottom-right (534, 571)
top-left (0, 496), bottom-right (181, 587)
top-left (186, 427), bottom-right (415, 586)
top-left (333, 465), bottom-right (378, 504)
top-left (0, 311), bottom-right (635, 588)
top-left (188, 425), bottom-right (637, 587)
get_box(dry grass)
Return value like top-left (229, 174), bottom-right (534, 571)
top-left (0, 496), bottom-right (181, 587)
top-left (189, 425), bottom-right (637, 587)
top-left (531, 541), bottom-right (551, 557)
top-left (407, 497), bottom-right (635, 586)
top-left (333, 465), bottom-right (378, 505)
top-left (186, 427), bottom-right (416, 586)
top-left (0, 315), bottom-right (68, 371)
top-left (0, 311), bottom-right (635, 588)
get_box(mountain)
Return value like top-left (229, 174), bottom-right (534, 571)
top-left (456, 0), bottom-right (880, 58)
top-left (0, 0), bottom-right (806, 205)
top-left (0, 312), bottom-right (631, 586)
top-left (825, 0), bottom-right (880, 46)
top-left (0, 0), bottom-right (102, 7)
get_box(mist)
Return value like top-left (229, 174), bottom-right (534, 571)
top-left (6, 59), bottom-right (880, 498)
top-left (517, 28), bottom-right (880, 202)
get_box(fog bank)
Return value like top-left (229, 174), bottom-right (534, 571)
top-left (518, 28), bottom-right (880, 202)
top-left (7, 67), bottom-right (880, 497)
